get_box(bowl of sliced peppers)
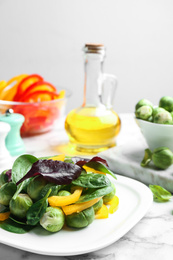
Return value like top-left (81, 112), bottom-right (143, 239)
top-left (0, 74), bottom-right (71, 136)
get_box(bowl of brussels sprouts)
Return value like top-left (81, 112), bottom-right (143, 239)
top-left (135, 96), bottom-right (173, 151)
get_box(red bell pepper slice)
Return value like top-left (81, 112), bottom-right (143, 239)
top-left (21, 90), bottom-right (59, 103)
top-left (13, 74), bottom-right (43, 101)
top-left (18, 81), bottom-right (57, 101)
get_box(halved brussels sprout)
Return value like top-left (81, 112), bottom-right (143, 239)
top-left (0, 182), bottom-right (17, 205)
top-left (40, 207), bottom-right (65, 232)
top-left (9, 193), bottom-right (33, 219)
top-left (135, 105), bottom-right (153, 121)
top-left (65, 206), bottom-right (95, 228)
top-left (152, 107), bottom-right (165, 117)
top-left (153, 110), bottom-right (173, 124)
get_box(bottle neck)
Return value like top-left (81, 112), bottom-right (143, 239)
top-left (83, 53), bottom-right (104, 107)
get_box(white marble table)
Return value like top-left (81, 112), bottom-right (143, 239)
top-left (1, 113), bottom-right (173, 260)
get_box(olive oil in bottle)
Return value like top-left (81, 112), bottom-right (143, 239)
top-left (65, 44), bottom-right (121, 153)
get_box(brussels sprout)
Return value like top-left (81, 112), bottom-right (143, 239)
top-left (9, 193), bottom-right (33, 219)
top-left (135, 105), bottom-right (153, 120)
top-left (0, 170), bottom-right (9, 187)
top-left (66, 206), bottom-right (95, 228)
top-left (93, 198), bottom-right (103, 213)
top-left (0, 182), bottom-right (17, 205)
top-left (152, 147), bottom-right (173, 170)
top-left (152, 107), bottom-right (165, 117)
top-left (57, 190), bottom-right (71, 196)
top-left (27, 176), bottom-right (47, 201)
top-left (159, 96), bottom-right (173, 112)
top-left (40, 207), bottom-right (65, 232)
top-left (103, 183), bottom-right (116, 203)
top-left (153, 110), bottom-right (173, 124)
top-left (135, 99), bottom-right (153, 111)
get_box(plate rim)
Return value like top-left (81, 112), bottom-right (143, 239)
top-left (0, 174), bottom-right (153, 256)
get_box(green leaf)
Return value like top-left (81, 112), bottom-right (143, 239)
top-left (26, 189), bottom-right (51, 226)
top-left (141, 149), bottom-right (152, 167)
top-left (38, 183), bottom-right (61, 200)
top-left (12, 154), bottom-right (38, 184)
top-left (149, 185), bottom-right (172, 202)
top-left (12, 182), bottom-right (24, 200)
top-left (72, 173), bottom-right (111, 188)
top-left (84, 161), bottom-right (117, 180)
top-left (77, 185), bottom-right (113, 203)
top-left (0, 218), bottom-right (33, 234)
top-left (0, 204), bottom-right (9, 213)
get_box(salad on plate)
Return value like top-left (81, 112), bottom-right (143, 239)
top-left (0, 154), bottom-right (119, 234)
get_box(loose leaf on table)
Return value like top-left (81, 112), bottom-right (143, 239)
top-left (72, 173), bottom-right (111, 188)
top-left (141, 149), bottom-right (152, 167)
top-left (17, 159), bottom-right (82, 185)
top-left (26, 189), bottom-right (51, 226)
top-left (149, 185), bottom-right (172, 202)
top-left (12, 154), bottom-right (38, 184)
top-left (77, 185), bottom-right (113, 203)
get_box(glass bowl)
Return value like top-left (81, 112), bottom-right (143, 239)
top-left (135, 118), bottom-right (173, 151)
top-left (0, 88), bottom-right (71, 137)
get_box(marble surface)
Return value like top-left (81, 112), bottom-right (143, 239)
top-left (0, 113), bottom-right (173, 260)
top-left (99, 115), bottom-right (173, 193)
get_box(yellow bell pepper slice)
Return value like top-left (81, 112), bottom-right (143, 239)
top-left (105, 195), bottom-right (119, 214)
top-left (83, 166), bottom-right (106, 175)
top-left (58, 90), bottom-right (65, 99)
top-left (0, 211), bottom-right (10, 221)
top-left (0, 80), bottom-right (7, 97)
top-left (62, 197), bottom-right (101, 215)
top-left (95, 204), bottom-right (109, 219)
top-left (48, 187), bottom-right (83, 207)
top-left (0, 74), bottom-right (28, 101)
top-left (48, 154), bottom-right (65, 162)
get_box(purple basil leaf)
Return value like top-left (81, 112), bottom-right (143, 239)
top-left (70, 157), bottom-right (89, 165)
top-left (75, 156), bottom-right (109, 167)
top-left (16, 160), bottom-right (82, 185)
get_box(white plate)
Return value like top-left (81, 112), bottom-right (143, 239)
top-left (0, 174), bottom-right (153, 256)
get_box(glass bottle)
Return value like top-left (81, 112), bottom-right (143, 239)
top-left (65, 43), bottom-right (121, 153)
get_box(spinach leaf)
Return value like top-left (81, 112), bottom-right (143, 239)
top-left (0, 204), bottom-right (9, 213)
top-left (12, 182), bottom-right (25, 200)
top-left (149, 185), bottom-right (172, 202)
top-left (72, 173), bottom-right (111, 188)
top-left (9, 216), bottom-right (27, 225)
top-left (84, 161), bottom-right (116, 180)
top-left (26, 189), bottom-right (51, 226)
top-left (77, 185), bottom-right (113, 203)
top-left (12, 154), bottom-right (38, 184)
top-left (0, 218), bottom-right (33, 234)
top-left (38, 183), bottom-right (61, 200)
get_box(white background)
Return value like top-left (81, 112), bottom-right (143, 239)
top-left (0, 0), bottom-right (172, 113)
